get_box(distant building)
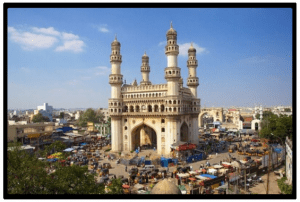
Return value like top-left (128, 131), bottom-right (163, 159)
top-left (34, 103), bottom-right (53, 121)
top-left (75, 111), bottom-right (82, 120)
top-left (97, 108), bottom-right (110, 122)
top-left (94, 122), bottom-right (111, 135)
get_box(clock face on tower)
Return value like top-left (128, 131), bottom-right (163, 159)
top-left (142, 105), bottom-right (146, 110)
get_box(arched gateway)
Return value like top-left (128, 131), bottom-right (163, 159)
top-left (131, 124), bottom-right (157, 150)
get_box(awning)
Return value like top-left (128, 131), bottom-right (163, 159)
top-left (27, 133), bottom-right (40, 138)
top-left (189, 171), bottom-right (197, 175)
top-left (63, 148), bottom-right (74, 152)
top-left (200, 174), bottom-right (217, 179)
top-left (177, 173), bottom-right (190, 178)
top-left (213, 165), bottom-right (223, 169)
top-left (122, 184), bottom-right (130, 189)
top-left (188, 178), bottom-right (196, 181)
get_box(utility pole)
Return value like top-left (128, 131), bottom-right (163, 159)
top-left (244, 168), bottom-right (247, 193)
top-left (266, 145), bottom-right (271, 194)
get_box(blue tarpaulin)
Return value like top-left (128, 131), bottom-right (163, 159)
top-left (56, 127), bottom-right (75, 133)
top-left (47, 158), bottom-right (58, 162)
top-left (274, 148), bottom-right (282, 153)
top-left (172, 159), bottom-right (178, 165)
top-left (80, 142), bottom-right (87, 146)
top-left (161, 160), bottom-right (168, 167)
top-left (145, 160), bottom-right (151, 165)
top-left (200, 174), bottom-right (217, 179)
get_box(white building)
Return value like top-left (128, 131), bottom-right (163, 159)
top-left (285, 136), bottom-right (292, 185)
top-left (108, 23), bottom-right (200, 155)
top-left (35, 103), bottom-right (53, 121)
top-left (97, 108), bottom-right (110, 122)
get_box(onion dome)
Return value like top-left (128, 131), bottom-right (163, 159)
top-left (179, 77), bottom-right (183, 84)
top-left (142, 51), bottom-right (149, 58)
top-left (111, 34), bottom-right (120, 46)
top-left (166, 21), bottom-right (177, 36)
top-left (150, 179), bottom-right (182, 194)
top-left (132, 79), bottom-right (138, 86)
top-left (188, 42), bottom-right (196, 53)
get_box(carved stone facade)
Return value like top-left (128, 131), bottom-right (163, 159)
top-left (108, 23), bottom-right (201, 155)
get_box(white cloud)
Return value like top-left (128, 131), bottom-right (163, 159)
top-left (55, 40), bottom-right (85, 53)
top-left (67, 79), bottom-right (80, 86)
top-left (32, 27), bottom-right (60, 36)
top-left (81, 76), bottom-right (92, 80)
top-left (99, 27), bottom-right (109, 33)
top-left (178, 42), bottom-right (207, 56)
top-left (20, 67), bottom-right (30, 73)
top-left (95, 66), bottom-right (110, 75)
top-left (8, 27), bottom-right (58, 50)
top-left (158, 41), bottom-right (165, 46)
top-left (91, 24), bottom-right (110, 33)
top-left (8, 26), bottom-right (85, 53)
top-left (61, 32), bottom-right (79, 40)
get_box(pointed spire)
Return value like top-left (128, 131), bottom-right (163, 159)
top-left (170, 21), bottom-right (173, 28)
top-left (114, 34), bottom-right (117, 41)
top-left (143, 51), bottom-right (147, 56)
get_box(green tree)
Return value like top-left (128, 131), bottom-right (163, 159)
top-left (32, 113), bottom-right (50, 123)
top-left (38, 141), bottom-right (67, 158)
top-left (59, 112), bottom-right (64, 119)
top-left (259, 112), bottom-right (293, 142)
top-left (284, 108), bottom-right (291, 112)
top-left (77, 108), bottom-right (103, 127)
top-left (7, 143), bottom-right (122, 194)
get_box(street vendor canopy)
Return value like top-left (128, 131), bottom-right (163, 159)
top-left (63, 148), bottom-right (74, 152)
top-left (200, 174), bottom-right (217, 179)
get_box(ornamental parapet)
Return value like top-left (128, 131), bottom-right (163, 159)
top-left (109, 74), bottom-right (123, 85)
top-left (187, 77), bottom-right (199, 86)
top-left (165, 45), bottom-right (179, 55)
top-left (110, 55), bottom-right (122, 62)
top-left (187, 60), bottom-right (198, 66)
top-left (164, 67), bottom-right (181, 80)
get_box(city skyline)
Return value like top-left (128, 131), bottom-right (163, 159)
top-left (7, 8), bottom-right (293, 109)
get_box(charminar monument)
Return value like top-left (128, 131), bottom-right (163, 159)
top-left (108, 23), bottom-right (200, 155)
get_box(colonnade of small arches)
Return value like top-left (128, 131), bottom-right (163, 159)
top-left (109, 75), bottom-right (123, 81)
top-left (122, 92), bottom-right (166, 99)
top-left (110, 55), bottom-right (122, 61)
top-left (165, 70), bottom-right (180, 76)
top-left (187, 60), bottom-right (197, 65)
top-left (165, 46), bottom-right (178, 51)
top-left (187, 78), bottom-right (198, 83)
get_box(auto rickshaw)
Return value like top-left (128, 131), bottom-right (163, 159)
top-left (246, 150), bottom-right (253, 156)
top-left (257, 151), bottom-right (264, 157)
top-left (129, 168), bottom-right (139, 175)
top-left (99, 168), bottom-right (109, 177)
top-left (103, 163), bottom-right (112, 169)
top-left (149, 172), bottom-right (158, 179)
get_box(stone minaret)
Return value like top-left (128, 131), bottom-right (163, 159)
top-left (109, 35), bottom-right (123, 152)
top-left (187, 43), bottom-right (199, 97)
top-left (140, 52), bottom-right (151, 85)
top-left (164, 22), bottom-right (181, 96)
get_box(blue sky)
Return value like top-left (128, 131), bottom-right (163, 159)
top-left (7, 8), bottom-right (293, 109)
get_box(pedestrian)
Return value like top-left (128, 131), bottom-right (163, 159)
top-left (125, 165), bottom-right (127, 172)
top-left (190, 165), bottom-right (193, 171)
top-left (162, 172), bottom-right (164, 179)
top-left (171, 172), bottom-right (174, 178)
top-left (153, 147), bottom-right (156, 151)
top-left (114, 174), bottom-right (116, 179)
